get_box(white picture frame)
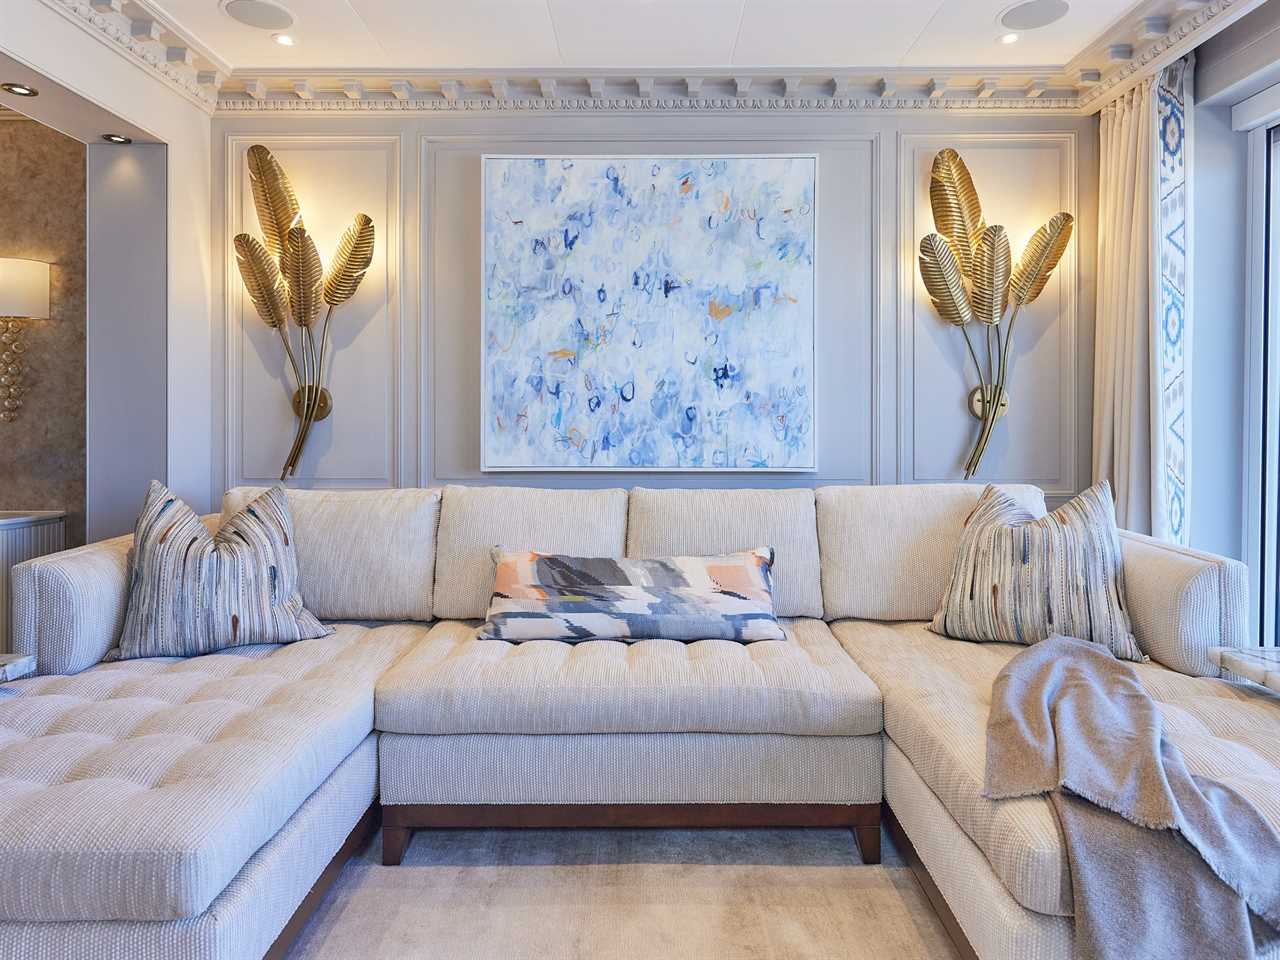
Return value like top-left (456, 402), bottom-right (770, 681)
top-left (480, 153), bottom-right (818, 472)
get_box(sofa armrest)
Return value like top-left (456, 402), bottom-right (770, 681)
top-left (11, 534), bottom-right (133, 676)
top-left (1119, 530), bottom-right (1249, 677)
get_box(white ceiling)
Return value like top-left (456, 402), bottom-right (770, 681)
top-left (148, 0), bottom-right (1155, 72)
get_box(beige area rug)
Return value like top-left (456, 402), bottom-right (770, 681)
top-left (286, 827), bottom-right (963, 960)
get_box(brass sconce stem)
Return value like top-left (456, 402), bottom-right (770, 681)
top-left (281, 307), bottom-right (334, 477)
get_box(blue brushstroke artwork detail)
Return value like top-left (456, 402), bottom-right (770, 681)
top-left (481, 155), bottom-right (817, 471)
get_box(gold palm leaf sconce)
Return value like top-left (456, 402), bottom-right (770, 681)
top-left (918, 148), bottom-right (1073, 478)
top-left (233, 144), bottom-right (375, 481)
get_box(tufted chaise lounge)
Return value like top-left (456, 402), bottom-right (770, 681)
top-left (0, 482), bottom-right (1275, 960)
top-left (0, 621), bottom-right (426, 958)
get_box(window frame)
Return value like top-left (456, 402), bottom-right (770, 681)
top-left (1244, 121), bottom-right (1280, 646)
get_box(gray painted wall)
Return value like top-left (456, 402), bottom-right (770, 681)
top-left (1191, 102), bottom-right (1250, 559)
top-left (0, 118), bottom-right (86, 544)
top-left (86, 143), bottom-right (167, 540)
top-left (211, 112), bottom-right (1098, 505)
top-left (1197, 0), bottom-right (1280, 105)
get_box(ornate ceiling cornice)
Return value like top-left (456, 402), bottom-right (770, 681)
top-left (34, 0), bottom-right (1267, 120)
top-left (36, 0), bottom-right (222, 113)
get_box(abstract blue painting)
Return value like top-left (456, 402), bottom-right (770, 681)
top-left (481, 155), bottom-right (817, 472)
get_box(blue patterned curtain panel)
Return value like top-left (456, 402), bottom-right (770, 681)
top-left (1154, 56), bottom-right (1193, 545)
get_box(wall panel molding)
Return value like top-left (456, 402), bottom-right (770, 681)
top-left (421, 132), bottom-right (879, 488)
top-left (223, 134), bottom-right (403, 489)
top-left (211, 114), bottom-right (1095, 502)
top-left (897, 131), bottom-right (1080, 498)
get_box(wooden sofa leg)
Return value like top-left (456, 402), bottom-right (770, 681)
top-left (854, 824), bottom-right (881, 865)
top-left (382, 825), bottom-right (411, 866)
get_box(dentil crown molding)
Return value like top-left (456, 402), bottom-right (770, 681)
top-left (36, 0), bottom-right (224, 113)
top-left (1074, 0), bottom-right (1265, 109)
top-left (215, 92), bottom-right (1084, 116)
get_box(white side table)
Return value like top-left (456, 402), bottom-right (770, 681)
top-left (1209, 647), bottom-right (1280, 693)
top-left (1, 511), bottom-right (66, 655)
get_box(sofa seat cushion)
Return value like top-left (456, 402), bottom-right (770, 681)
top-left (0, 623), bottom-right (424, 922)
top-left (831, 620), bottom-right (1280, 919)
top-left (376, 618), bottom-right (882, 737)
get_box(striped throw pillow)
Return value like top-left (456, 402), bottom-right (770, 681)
top-left (119, 481), bottom-right (330, 659)
top-left (477, 548), bottom-right (786, 642)
top-left (929, 481), bottom-right (1143, 661)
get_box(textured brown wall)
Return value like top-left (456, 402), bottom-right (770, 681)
top-left (0, 119), bottom-right (86, 545)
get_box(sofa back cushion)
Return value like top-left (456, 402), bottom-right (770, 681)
top-left (816, 483), bottom-right (1047, 621)
top-left (626, 488), bottom-right (823, 618)
top-left (433, 485), bottom-right (629, 619)
top-left (221, 486), bottom-right (441, 621)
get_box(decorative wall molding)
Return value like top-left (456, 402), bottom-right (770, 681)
top-left (419, 132), bottom-right (880, 487)
top-left (213, 119), bottom-right (1095, 498)
top-left (224, 135), bottom-right (404, 489)
top-left (896, 131), bottom-right (1081, 497)
top-left (36, 0), bottom-right (223, 113)
top-left (217, 94), bottom-right (1084, 115)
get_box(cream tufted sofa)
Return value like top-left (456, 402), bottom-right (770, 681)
top-left (1, 482), bottom-right (1271, 960)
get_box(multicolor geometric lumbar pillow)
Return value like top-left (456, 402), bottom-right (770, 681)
top-left (119, 481), bottom-right (331, 659)
top-left (929, 481), bottom-right (1142, 661)
top-left (477, 548), bottom-right (786, 642)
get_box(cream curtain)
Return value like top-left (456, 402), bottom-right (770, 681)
top-left (1092, 82), bottom-right (1157, 535)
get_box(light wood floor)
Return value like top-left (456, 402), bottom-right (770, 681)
top-left (286, 826), bottom-right (963, 959)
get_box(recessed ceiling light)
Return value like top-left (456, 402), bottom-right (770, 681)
top-left (1, 82), bottom-right (38, 97)
top-left (102, 134), bottom-right (132, 144)
top-left (999, 32), bottom-right (1019, 44)
top-left (1000, 0), bottom-right (1069, 31)
top-left (272, 33), bottom-right (295, 46)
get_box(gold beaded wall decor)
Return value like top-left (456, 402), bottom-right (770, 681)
top-left (0, 317), bottom-right (24, 422)
top-left (0, 257), bottom-right (49, 426)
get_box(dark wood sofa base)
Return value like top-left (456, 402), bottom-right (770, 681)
top-left (380, 802), bottom-right (881, 867)
top-left (883, 802), bottom-right (979, 960)
top-left (263, 802), bottom-right (381, 960)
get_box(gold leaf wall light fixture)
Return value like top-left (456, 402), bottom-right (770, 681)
top-left (917, 148), bottom-right (1073, 478)
top-left (233, 144), bottom-right (375, 480)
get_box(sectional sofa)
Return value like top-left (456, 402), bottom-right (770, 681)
top-left (2, 482), bottom-right (1277, 960)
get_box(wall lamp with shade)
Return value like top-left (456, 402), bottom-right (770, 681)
top-left (0, 258), bottom-right (50, 423)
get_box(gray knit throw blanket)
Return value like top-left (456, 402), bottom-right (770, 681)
top-left (985, 635), bottom-right (1280, 960)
